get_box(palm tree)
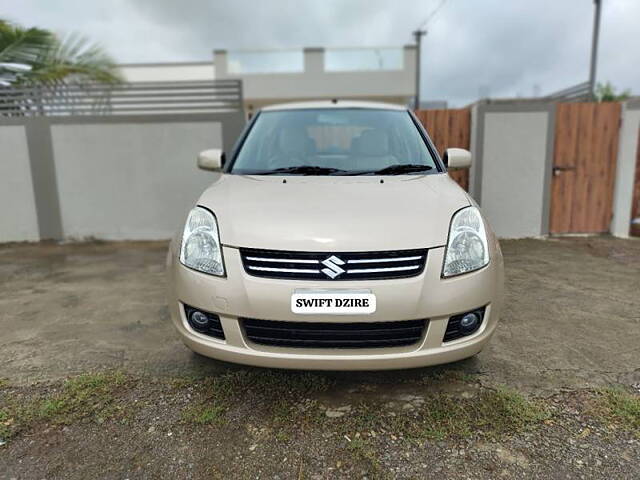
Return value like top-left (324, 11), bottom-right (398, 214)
top-left (0, 18), bottom-right (122, 86)
top-left (0, 22), bottom-right (47, 85)
top-left (1, 18), bottom-right (122, 115)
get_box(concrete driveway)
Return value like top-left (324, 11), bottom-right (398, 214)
top-left (1, 237), bottom-right (639, 392)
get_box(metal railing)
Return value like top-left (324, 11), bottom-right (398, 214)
top-left (0, 79), bottom-right (243, 116)
top-left (546, 81), bottom-right (591, 102)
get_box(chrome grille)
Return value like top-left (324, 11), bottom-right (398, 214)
top-left (239, 248), bottom-right (427, 281)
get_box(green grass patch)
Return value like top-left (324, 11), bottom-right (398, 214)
top-left (212, 369), bottom-right (334, 398)
top-left (182, 402), bottom-right (227, 425)
top-left (0, 370), bottom-right (132, 440)
top-left (43, 370), bottom-right (129, 424)
top-left (422, 368), bottom-right (477, 384)
top-left (344, 437), bottom-right (387, 479)
top-left (39, 398), bottom-right (66, 418)
top-left (337, 387), bottom-right (550, 441)
top-left (0, 408), bottom-right (10, 439)
top-left (168, 375), bottom-right (203, 390)
top-left (592, 388), bottom-right (640, 436)
top-left (180, 370), bottom-right (334, 426)
top-left (178, 371), bottom-right (546, 441)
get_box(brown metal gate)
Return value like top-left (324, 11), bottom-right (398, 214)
top-left (414, 109), bottom-right (470, 191)
top-left (549, 102), bottom-right (621, 234)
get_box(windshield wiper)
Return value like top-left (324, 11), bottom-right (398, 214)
top-left (244, 166), bottom-right (349, 176)
top-left (239, 164), bottom-right (433, 176)
top-left (370, 164), bottom-right (433, 175)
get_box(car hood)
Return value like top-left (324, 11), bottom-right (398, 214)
top-left (198, 173), bottom-right (470, 251)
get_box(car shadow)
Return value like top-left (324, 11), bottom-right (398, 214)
top-left (186, 350), bottom-right (483, 395)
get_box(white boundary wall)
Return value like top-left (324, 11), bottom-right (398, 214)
top-left (0, 125), bottom-right (39, 242)
top-left (51, 121), bottom-right (222, 240)
top-left (0, 112), bottom-right (245, 242)
top-left (1, 100), bottom-right (638, 242)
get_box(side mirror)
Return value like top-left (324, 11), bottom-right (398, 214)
top-left (443, 148), bottom-right (472, 169)
top-left (197, 148), bottom-right (224, 171)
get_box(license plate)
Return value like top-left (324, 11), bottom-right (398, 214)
top-left (291, 289), bottom-right (376, 315)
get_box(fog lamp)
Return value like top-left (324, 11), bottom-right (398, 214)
top-left (459, 312), bottom-right (479, 332)
top-left (189, 310), bottom-right (210, 331)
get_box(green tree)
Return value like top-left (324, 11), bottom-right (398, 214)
top-left (0, 18), bottom-right (122, 87)
top-left (594, 81), bottom-right (631, 102)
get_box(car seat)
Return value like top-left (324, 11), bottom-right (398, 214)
top-left (351, 129), bottom-right (396, 171)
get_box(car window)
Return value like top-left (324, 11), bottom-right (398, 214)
top-left (230, 108), bottom-right (439, 175)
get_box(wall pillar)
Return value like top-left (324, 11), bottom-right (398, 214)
top-left (213, 49), bottom-right (228, 78)
top-left (303, 47), bottom-right (324, 75)
top-left (611, 99), bottom-right (640, 237)
top-left (25, 118), bottom-right (64, 240)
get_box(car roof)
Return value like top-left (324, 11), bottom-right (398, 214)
top-left (261, 100), bottom-right (408, 112)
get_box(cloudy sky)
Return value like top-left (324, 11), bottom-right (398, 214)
top-left (5, 0), bottom-right (639, 106)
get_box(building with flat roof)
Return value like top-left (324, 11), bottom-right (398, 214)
top-left (118, 46), bottom-right (417, 114)
top-left (118, 61), bottom-right (215, 83)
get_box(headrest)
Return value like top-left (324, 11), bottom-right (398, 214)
top-left (353, 129), bottom-right (389, 156)
top-left (278, 127), bottom-right (310, 155)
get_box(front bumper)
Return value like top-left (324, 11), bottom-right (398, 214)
top-left (166, 242), bottom-right (504, 370)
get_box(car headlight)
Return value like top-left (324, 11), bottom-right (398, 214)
top-left (179, 206), bottom-right (225, 276)
top-left (442, 206), bottom-right (489, 277)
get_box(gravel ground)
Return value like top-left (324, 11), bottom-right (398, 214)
top-left (1, 371), bottom-right (638, 479)
top-left (1, 236), bottom-right (639, 478)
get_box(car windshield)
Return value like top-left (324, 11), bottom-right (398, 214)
top-left (229, 108), bottom-right (439, 175)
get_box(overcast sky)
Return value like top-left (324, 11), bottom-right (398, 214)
top-left (5, 0), bottom-right (639, 106)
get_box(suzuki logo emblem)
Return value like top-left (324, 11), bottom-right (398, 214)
top-left (321, 255), bottom-right (346, 279)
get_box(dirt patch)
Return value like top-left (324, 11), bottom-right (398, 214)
top-left (1, 237), bottom-right (638, 392)
top-left (1, 370), bottom-right (638, 479)
top-left (1, 236), bottom-right (639, 477)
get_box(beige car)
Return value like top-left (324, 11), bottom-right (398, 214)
top-left (167, 101), bottom-right (503, 370)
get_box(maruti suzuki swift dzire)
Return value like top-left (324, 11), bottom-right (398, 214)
top-left (167, 100), bottom-right (504, 370)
